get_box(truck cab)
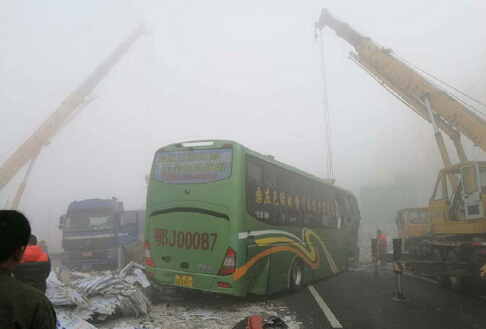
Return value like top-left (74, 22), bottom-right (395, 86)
top-left (59, 198), bottom-right (141, 269)
top-left (396, 207), bottom-right (430, 253)
top-left (429, 161), bottom-right (486, 236)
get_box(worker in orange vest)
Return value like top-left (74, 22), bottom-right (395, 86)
top-left (21, 234), bottom-right (51, 276)
top-left (376, 230), bottom-right (387, 266)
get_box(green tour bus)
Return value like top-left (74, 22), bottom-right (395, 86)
top-left (144, 140), bottom-right (360, 296)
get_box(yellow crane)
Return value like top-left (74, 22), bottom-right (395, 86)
top-left (315, 9), bottom-right (486, 169)
top-left (0, 24), bottom-right (148, 210)
top-left (315, 9), bottom-right (486, 290)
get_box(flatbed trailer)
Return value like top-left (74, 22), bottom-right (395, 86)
top-left (372, 238), bottom-right (486, 293)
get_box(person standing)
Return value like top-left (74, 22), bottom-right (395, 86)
top-left (376, 230), bottom-right (388, 266)
top-left (21, 234), bottom-right (51, 276)
top-left (0, 210), bottom-right (57, 329)
top-left (13, 234), bottom-right (51, 292)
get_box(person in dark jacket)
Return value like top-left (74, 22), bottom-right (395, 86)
top-left (0, 210), bottom-right (57, 329)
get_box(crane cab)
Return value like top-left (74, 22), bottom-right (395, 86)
top-left (429, 161), bottom-right (486, 236)
top-left (396, 207), bottom-right (430, 253)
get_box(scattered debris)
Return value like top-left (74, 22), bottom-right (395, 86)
top-left (47, 262), bottom-right (152, 328)
top-left (96, 296), bottom-right (302, 329)
top-left (48, 262), bottom-right (301, 329)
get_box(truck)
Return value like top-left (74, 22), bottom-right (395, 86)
top-left (396, 207), bottom-right (431, 254)
top-left (315, 9), bottom-right (486, 290)
top-left (59, 198), bottom-right (144, 269)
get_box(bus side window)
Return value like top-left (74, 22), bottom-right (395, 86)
top-left (288, 176), bottom-right (302, 226)
top-left (277, 171), bottom-right (290, 226)
top-left (247, 161), bottom-right (263, 185)
top-left (246, 158), bottom-right (266, 222)
top-left (262, 163), bottom-right (278, 224)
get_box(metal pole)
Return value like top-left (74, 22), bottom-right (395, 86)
top-left (392, 262), bottom-right (409, 301)
top-left (424, 97), bottom-right (439, 133)
top-left (424, 97), bottom-right (459, 189)
top-left (371, 238), bottom-right (378, 277)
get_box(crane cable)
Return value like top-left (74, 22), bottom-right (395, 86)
top-left (318, 30), bottom-right (334, 181)
top-left (391, 52), bottom-right (486, 118)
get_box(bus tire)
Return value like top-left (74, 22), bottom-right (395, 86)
top-left (433, 249), bottom-right (449, 288)
top-left (290, 259), bottom-right (304, 291)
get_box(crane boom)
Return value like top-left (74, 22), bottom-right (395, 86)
top-left (315, 9), bottom-right (486, 163)
top-left (0, 23), bottom-right (147, 191)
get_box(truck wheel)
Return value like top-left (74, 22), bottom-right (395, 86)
top-left (119, 248), bottom-right (126, 269)
top-left (446, 250), bottom-right (466, 292)
top-left (290, 259), bottom-right (304, 291)
top-left (433, 249), bottom-right (449, 288)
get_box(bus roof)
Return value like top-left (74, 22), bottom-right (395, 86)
top-left (158, 140), bottom-right (355, 198)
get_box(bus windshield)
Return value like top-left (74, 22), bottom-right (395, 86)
top-left (153, 148), bottom-right (232, 184)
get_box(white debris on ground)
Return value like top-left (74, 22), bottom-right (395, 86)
top-left (96, 296), bottom-right (302, 329)
top-left (47, 262), bottom-right (301, 329)
top-left (47, 262), bottom-right (152, 328)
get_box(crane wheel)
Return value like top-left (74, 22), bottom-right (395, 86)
top-left (433, 249), bottom-right (449, 288)
top-left (446, 250), bottom-right (467, 292)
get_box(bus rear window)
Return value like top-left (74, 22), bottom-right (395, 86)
top-left (153, 148), bottom-right (232, 184)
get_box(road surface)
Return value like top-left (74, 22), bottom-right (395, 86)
top-left (52, 260), bottom-right (486, 328)
top-left (278, 264), bottom-right (486, 329)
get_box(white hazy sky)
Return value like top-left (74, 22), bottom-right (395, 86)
top-left (1, 0), bottom-right (485, 249)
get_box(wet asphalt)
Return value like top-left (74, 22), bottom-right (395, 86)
top-left (274, 265), bottom-right (486, 329)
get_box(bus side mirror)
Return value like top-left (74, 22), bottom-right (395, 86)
top-left (59, 215), bottom-right (65, 229)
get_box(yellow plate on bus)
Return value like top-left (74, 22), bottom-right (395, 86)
top-left (175, 274), bottom-right (193, 287)
top-left (82, 252), bottom-right (93, 257)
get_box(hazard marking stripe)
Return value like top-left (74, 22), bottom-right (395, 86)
top-left (308, 285), bottom-right (343, 328)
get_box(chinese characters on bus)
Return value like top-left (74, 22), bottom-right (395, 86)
top-left (255, 186), bottom-right (335, 215)
top-left (154, 149), bottom-right (232, 184)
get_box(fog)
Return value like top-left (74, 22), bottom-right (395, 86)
top-left (1, 0), bottom-right (485, 251)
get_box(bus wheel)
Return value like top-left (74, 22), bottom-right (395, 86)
top-left (433, 249), bottom-right (449, 288)
top-left (290, 259), bottom-right (304, 291)
top-left (446, 250), bottom-right (466, 292)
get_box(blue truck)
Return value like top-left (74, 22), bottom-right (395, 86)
top-left (59, 198), bottom-right (145, 269)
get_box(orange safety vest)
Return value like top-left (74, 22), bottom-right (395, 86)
top-left (21, 245), bottom-right (48, 263)
top-left (377, 234), bottom-right (387, 246)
